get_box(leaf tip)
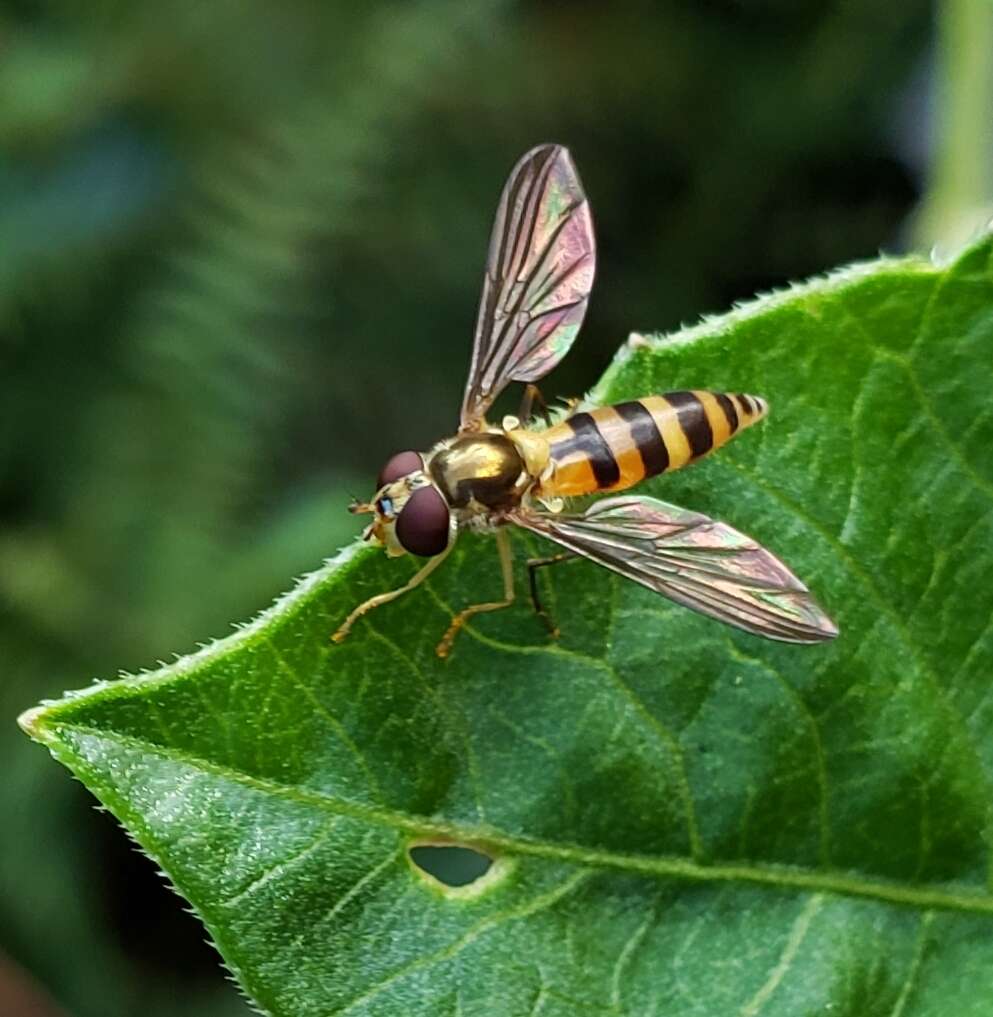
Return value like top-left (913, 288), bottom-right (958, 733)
top-left (17, 704), bottom-right (49, 741)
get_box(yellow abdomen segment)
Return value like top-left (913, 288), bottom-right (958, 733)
top-left (539, 391), bottom-right (768, 498)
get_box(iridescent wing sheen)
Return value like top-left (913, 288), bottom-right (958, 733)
top-left (460, 144), bottom-right (596, 430)
top-left (513, 495), bottom-right (839, 644)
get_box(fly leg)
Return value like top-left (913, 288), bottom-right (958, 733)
top-left (518, 384), bottom-right (553, 427)
top-left (436, 529), bottom-right (515, 658)
top-left (527, 552), bottom-right (578, 638)
top-left (332, 545), bottom-right (452, 644)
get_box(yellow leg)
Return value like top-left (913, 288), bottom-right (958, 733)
top-left (435, 529), bottom-right (515, 659)
top-left (518, 384), bottom-right (551, 426)
top-left (332, 544), bottom-right (452, 644)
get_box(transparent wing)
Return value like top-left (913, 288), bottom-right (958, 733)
top-left (460, 144), bottom-right (596, 430)
top-left (514, 495), bottom-right (838, 644)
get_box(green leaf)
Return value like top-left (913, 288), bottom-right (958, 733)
top-left (20, 234), bottom-right (993, 1015)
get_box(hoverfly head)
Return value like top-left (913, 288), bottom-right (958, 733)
top-left (363, 450), bottom-right (452, 559)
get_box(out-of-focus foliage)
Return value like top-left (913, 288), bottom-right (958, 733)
top-left (913, 0), bottom-right (993, 249)
top-left (1, 1), bottom-right (933, 1016)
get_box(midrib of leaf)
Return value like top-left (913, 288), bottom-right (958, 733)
top-left (37, 720), bottom-right (993, 917)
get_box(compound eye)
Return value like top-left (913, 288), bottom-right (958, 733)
top-left (395, 486), bottom-right (450, 557)
top-left (377, 450), bottom-right (423, 490)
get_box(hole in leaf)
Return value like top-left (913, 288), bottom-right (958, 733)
top-left (409, 843), bottom-right (493, 888)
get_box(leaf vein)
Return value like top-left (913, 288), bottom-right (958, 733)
top-left (266, 639), bottom-right (384, 803)
top-left (724, 640), bottom-right (832, 867)
top-left (875, 348), bottom-right (993, 504)
top-left (435, 602), bottom-right (704, 862)
top-left (218, 821), bottom-right (339, 909)
top-left (42, 723), bottom-right (993, 916)
top-left (329, 870), bottom-right (590, 1016)
top-left (363, 621), bottom-right (488, 824)
top-left (888, 911), bottom-right (934, 1017)
top-left (737, 893), bottom-right (823, 1017)
top-left (609, 910), bottom-right (654, 1011)
top-left (291, 849), bottom-right (401, 952)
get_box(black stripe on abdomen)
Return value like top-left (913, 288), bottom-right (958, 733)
top-left (615, 400), bottom-right (669, 476)
top-left (714, 393), bottom-right (739, 435)
top-left (560, 412), bottom-right (620, 487)
top-left (665, 391), bottom-right (714, 458)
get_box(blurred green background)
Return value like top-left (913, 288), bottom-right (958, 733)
top-left (2, 1), bottom-right (991, 1015)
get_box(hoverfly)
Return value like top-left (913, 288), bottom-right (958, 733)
top-left (335, 144), bottom-right (838, 657)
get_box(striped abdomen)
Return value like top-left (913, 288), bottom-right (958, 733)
top-left (540, 391), bottom-right (768, 497)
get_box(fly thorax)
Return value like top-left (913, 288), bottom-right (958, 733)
top-left (505, 427), bottom-right (551, 478)
top-left (428, 433), bottom-right (527, 510)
